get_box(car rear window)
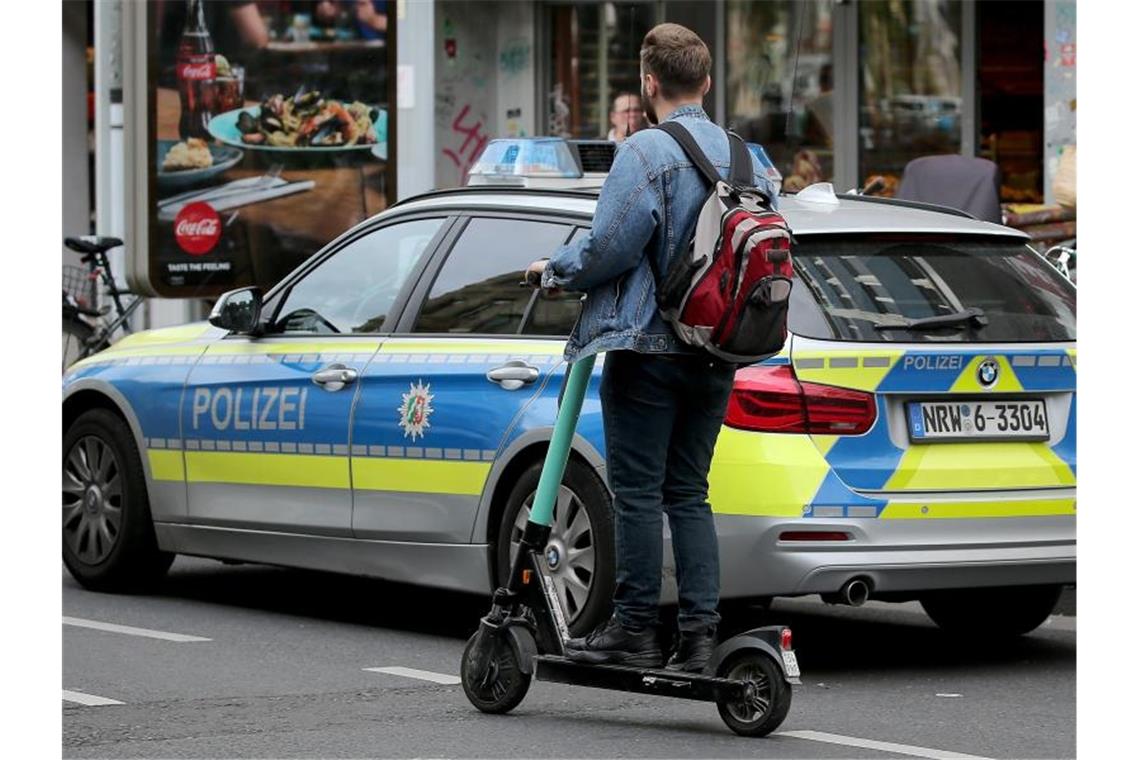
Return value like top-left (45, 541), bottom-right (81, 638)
top-left (788, 235), bottom-right (1076, 343)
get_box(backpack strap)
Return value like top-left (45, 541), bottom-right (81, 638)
top-left (655, 121), bottom-right (721, 187)
top-left (727, 130), bottom-right (753, 187)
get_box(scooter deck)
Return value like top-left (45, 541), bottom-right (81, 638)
top-left (534, 655), bottom-right (750, 703)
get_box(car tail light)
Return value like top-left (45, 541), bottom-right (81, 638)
top-left (724, 365), bottom-right (805, 432)
top-left (780, 628), bottom-right (793, 650)
top-left (802, 380), bottom-right (878, 434)
top-left (725, 365), bottom-right (876, 435)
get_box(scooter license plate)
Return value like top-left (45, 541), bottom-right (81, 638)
top-left (781, 650), bottom-right (800, 678)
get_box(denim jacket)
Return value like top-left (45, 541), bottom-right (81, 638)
top-left (542, 105), bottom-right (780, 362)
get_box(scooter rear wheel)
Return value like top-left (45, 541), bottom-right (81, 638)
top-left (460, 631), bottom-right (531, 714)
top-left (715, 650), bottom-right (792, 737)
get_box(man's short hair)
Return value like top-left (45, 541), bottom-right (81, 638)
top-left (640, 23), bottom-right (711, 100)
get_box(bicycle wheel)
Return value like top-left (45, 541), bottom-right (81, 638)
top-left (63, 317), bottom-right (99, 372)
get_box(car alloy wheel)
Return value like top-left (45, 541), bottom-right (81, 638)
top-left (63, 434), bottom-right (124, 565)
top-left (62, 408), bottom-right (174, 591)
top-left (510, 484), bottom-right (596, 623)
top-left (497, 458), bottom-right (614, 636)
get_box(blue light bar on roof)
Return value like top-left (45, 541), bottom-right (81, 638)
top-left (469, 138), bottom-right (582, 181)
top-left (746, 143), bottom-right (783, 185)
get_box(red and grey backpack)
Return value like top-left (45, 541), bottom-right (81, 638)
top-left (652, 122), bottom-right (794, 364)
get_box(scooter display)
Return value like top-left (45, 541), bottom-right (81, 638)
top-left (460, 276), bottom-right (800, 737)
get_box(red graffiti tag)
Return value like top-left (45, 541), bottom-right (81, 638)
top-left (442, 104), bottom-right (490, 185)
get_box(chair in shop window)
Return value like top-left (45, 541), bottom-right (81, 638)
top-left (895, 155), bottom-right (1003, 224)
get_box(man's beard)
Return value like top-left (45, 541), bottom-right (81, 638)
top-left (641, 86), bottom-right (658, 125)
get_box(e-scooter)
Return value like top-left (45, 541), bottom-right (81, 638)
top-left (460, 276), bottom-right (800, 737)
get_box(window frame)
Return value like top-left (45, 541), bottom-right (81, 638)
top-left (395, 209), bottom-right (593, 338)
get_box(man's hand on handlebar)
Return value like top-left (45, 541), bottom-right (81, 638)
top-left (525, 259), bottom-right (561, 296)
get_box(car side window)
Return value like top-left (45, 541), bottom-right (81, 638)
top-left (413, 217), bottom-right (573, 334)
top-left (270, 217), bottom-right (446, 335)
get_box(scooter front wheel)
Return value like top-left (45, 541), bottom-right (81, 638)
top-left (461, 631), bottom-right (531, 714)
top-left (715, 650), bottom-right (792, 737)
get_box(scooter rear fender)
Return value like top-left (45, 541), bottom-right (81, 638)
top-left (705, 625), bottom-right (801, 685)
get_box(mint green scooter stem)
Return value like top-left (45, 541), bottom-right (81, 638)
top-left (528, 354), bottom-right (597, 528)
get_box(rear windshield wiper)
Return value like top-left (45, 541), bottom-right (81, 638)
top-left (873, 307), bottom-right (989, 332)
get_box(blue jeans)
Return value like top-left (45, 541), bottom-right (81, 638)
top-left (599, 350), bottom-right (736, 633)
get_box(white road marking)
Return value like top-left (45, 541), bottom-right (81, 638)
top-left (63, 616), bottom-right (212, 643)
top-left (776, 730), bottom-right (994, 760)
top-left (62, 689), bottom-right (124, 706)
top-left (363, 666), bottom-right (460, 685)
top-left (936, 693), bottom-right (963, 698)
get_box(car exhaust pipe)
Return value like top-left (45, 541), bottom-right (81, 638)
top-left (822, 577), bottom-right (871, 607)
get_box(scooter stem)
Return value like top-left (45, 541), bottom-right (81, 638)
top-left (528, 354), bottom-right (597, 528)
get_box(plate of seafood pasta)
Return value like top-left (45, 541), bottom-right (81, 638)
top-left (208, 90), bottom-right (387, 153)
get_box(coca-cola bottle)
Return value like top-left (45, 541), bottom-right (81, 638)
top-left (176, 0), bottom-right (216, 140)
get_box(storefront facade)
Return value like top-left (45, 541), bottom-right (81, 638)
top-left (67, 1), bottom-right (1074, 329)
top-left (426, 0), bottom-right (1074, 205)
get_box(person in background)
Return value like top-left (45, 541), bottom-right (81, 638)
top-left (223, 1), bottom-right (271, 48)
top-left (607, 92), bottom-right (646, 143)
top-left (314, 0), bottom-right (388, 39)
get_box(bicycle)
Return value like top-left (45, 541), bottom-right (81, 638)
top-left (63, 236), bottom-right (146, 371)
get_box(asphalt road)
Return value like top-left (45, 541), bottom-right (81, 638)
top-left (63, 558), bottom-right (1075, 759)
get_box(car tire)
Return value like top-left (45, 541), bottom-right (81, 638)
top-left (63, 408), bottom-right (174, 591)
top-left (496, 458), bottom-right (614, 637)
top-left (920, 584), bottom-right (1063, 637)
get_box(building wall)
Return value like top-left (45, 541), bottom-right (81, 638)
top-left (434, 1), bottom-right (536, 188)
top-left (397, 0), bottom-right (437, 200)
top-left (495, 3), bottom-right (537, 139)
top-left (1043, 0), bottom-right (1076, 204)
top-left (62, 2), bottom-right (90, 255)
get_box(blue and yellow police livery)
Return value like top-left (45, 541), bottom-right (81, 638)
top-left (63, 144), bottom-right (1075, 637)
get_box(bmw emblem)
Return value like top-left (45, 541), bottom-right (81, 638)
top-left (977, 358), bottom-right (1000, 388)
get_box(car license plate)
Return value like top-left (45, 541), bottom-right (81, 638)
top-left (781, 650), bottom-right (800, 679)
top-left (907, 399), bottom-right (1049, 442)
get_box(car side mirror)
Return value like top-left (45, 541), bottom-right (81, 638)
top-left (209, 287), bottom-right (263, 334)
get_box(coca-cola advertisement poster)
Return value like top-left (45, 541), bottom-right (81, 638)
top-left (145, 0), bottom-right (395, 298)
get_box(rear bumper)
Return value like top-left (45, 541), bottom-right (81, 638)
top-left (662, 512), bottom-right (1076, 603)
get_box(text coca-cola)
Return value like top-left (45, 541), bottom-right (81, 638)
top-left (173, 202), bottom-right (222, 255)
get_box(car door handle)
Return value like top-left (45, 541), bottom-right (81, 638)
top-left (312, 364), bottom-right (358, 392)
top-left (486, 361), bottom-right (540, 391)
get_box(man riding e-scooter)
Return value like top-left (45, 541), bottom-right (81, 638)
top-left (526, 22), bottom-right (781, 673)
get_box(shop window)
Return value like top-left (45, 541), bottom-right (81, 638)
top-left (978, 1), bottom-right (1045, 203)
top-left (548, 2), bottom-right (659, 140)
top-left (858, 0), bottom-right (963, 196)
top-left (726, 0), bottom-right (834, 191)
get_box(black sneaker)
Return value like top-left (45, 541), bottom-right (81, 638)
top-left (564, 615), bottom-right (663, 668)
top-left (665, 628), bottom-right (717, 673)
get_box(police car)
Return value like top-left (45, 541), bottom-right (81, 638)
top-left (62, 137), bottom-right (1076, 638)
